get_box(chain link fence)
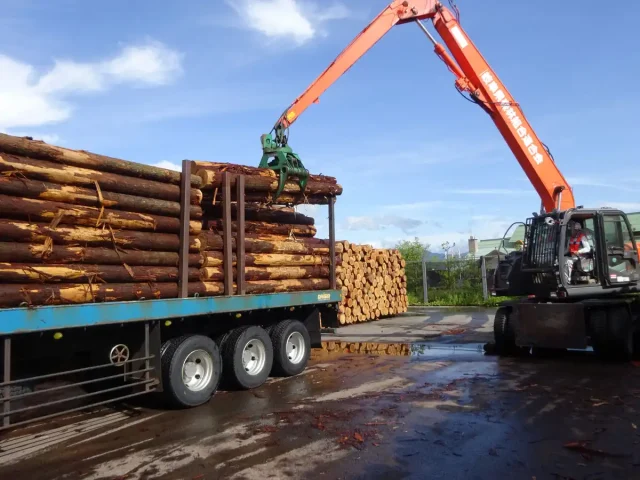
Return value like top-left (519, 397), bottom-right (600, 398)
top-left (405, 257), bottom-right (496, 305)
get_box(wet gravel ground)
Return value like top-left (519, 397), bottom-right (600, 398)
top-left (1, 335), bottom-right (639, 479)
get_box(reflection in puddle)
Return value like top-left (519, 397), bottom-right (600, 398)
top-left (314, 341), bottom-right (486, 358)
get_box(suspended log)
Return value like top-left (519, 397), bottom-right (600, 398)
top-left (0, 264), bottom-right (199, 283)
top-left (0, 242), bottom-right (201, 267)
top-left (190, 161), bottom-right (336, 184)
top-left (0, 154), bottom-right (202, 204)
top-left (0, 176), bottom-right (202, 218)
top-left (0, 282), bottom-right (184, 307)
top-left (197, 232), bottom-right (341, 255)
top-left (0, 133), bottom-right (201, 187)
top-left (0, 194), bottom-right (201, 234)
top-left (201, 204), bottom-right (314, 225)
top-left (196, 170), bottom-right (342, 196)
top-left (203, 220), bottom-right (316, 237)
top-left (203, 252), bottom-right (334, 267)
top-left (200, 265), bottom-right (330, 281)
top-left (0, 220), bottom-right (200, 252)
top-left (204, 191), bottom-right (332, 206)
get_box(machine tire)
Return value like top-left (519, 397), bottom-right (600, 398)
top-left (494, 307), bottom-right (518, 355)
top-left (161, 335), bottom-right (222, 408)
top-left (221, 326), bottom-right (273, 390)
top-left (607, 306), bottom-right (633, 362)
top-left (589, 308), bottom-right (611, 359)
top-left (269, 320), bottom-right (311, 377)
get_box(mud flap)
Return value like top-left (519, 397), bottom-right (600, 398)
top-left (513, 303), bottom-right (587, 349)
top-left (302, 307), bottom-right (323, 348)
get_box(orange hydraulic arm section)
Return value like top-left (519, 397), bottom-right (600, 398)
top-left (274, 0), bottom-right (575, 213)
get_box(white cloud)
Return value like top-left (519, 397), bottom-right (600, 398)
top-left (153, 161), bottom-right (182, 172)
top-left (0, 40), bottom-right (183, 130)
top-left (227, 0), bottom-right (350, 45)
top-left (103, 42), bottom-right (183, 86)
top-left (344, 214), bottom-right (424, 234)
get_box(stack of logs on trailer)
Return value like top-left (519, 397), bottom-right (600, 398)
top-left (0, 133), bottom-right (341, 307)
top-left (335, 242), bottom-right (408, 324)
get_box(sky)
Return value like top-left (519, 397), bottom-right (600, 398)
top-left (1, 0), bottom-right (639, 254)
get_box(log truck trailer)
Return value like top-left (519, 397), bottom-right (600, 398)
top-left (260, 0), bottom-right (640, 360)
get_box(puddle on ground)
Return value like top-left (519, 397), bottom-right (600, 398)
top-left (313, 341), bottom-right (487, 358)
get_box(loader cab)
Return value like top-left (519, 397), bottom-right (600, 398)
top-left (493, 208), bottom-right (640, 299)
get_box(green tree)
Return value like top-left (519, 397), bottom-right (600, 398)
top-left (394, 237), bottom-right (431, 262)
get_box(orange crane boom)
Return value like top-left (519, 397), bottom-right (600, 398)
top-left (263, 0), bottom-right (575, 213)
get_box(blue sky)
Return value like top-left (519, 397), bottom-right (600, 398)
top-left (2, 0), bottom-right (639, 254)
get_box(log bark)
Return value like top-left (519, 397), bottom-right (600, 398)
top-left (0, 176), bottom-right (202, 218)
top-left (0, 242), bottom-right (201, 267)
top-left (0, 282), bottom-right (184, 307)
top-left (190, 161), bottom-right (336, 184)
top-left (0, 133), bottom-right (201, 187)
top-left (203, 220), bottom-right (316, 237)
top-left (200, 265), bottom-right (330, 281)
top-left (0, 194), bottom-right (201, 234)
top-left (0, 153), bottom-right (202, 204)
top-left (0, 264), bottom-right (199, 283)
top-left (243, 278), bottom-right (330, 294)
top-left (204, 191), bottom-right (332, 206)
top-left (196, 170), bottom-right (342, 196)
top-left (203, 252), bottom-right (334, 267)
top-left (0, 220), bottom-right (200, 252)
top-left (198, 232), bottom-right (341, 255)
top-left (201, 204), bottom-right (314, 225)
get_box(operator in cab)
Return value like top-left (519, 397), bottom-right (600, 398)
top-left (565, 220), bottom-right (593, 284)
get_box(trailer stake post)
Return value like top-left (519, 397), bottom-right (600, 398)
top-left (237, 175), bottom-right (246, 295)
top-left (223, 173), bottom-right (233, 295)
top-left (329, 196), bottom-right (336, 290)
top-left (178, 160), bottom-right (192, 299)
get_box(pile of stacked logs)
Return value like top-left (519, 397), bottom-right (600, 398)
top-left (313, 341), bottom-right (411, 357)
top-left (0, 133), bottom-right (342, 307)
top-left (335, 242), bottom-right (408, 324)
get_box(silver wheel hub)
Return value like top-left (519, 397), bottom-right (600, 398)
top-left (182, 349), bottom-right (214, 392)
top-left (286, 332), bottom-right (306, 365)
top-left (242, 339), bottom-right (267, 376)
top-left (109, 344), bottom-right (130, 366)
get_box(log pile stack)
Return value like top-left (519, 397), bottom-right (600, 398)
top-left (335, 242), bottom-right (408, 324)
top-left (0, 133), bottom-right (342, 308)
top-left (312, 341), bottom-right (411, 358)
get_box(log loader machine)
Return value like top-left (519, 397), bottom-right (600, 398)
top-left (259, 0), bottom-right (640, 360)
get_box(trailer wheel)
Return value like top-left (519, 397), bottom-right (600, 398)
top-left (589, 308), bottom-right (611, 359)
top-left (161, 335), bottom-right (222, 408)
top-left (269, 320), bottom-right (311, 377)
top-left (221, 326), bottom-right (273, 389)
top-left (494, 307), bottom-right (518, 355)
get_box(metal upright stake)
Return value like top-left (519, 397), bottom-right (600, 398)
top-left (329, 196), bottom-right (336, 290)
top-left (422, 259), bottom-right (428, 304)
top-left (3, 338), bottom-right (11, 428)
top-left (481, 256), bottom-right (489, 300)
top-left (178, 160), bottom-right (192, 298)
top-left (223, 173), bottom-right (233, 295)
top-left (237, 175), bottom-right (246, 295)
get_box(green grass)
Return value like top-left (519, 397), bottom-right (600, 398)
top-left (408, 289), bottom-right (513, 307)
